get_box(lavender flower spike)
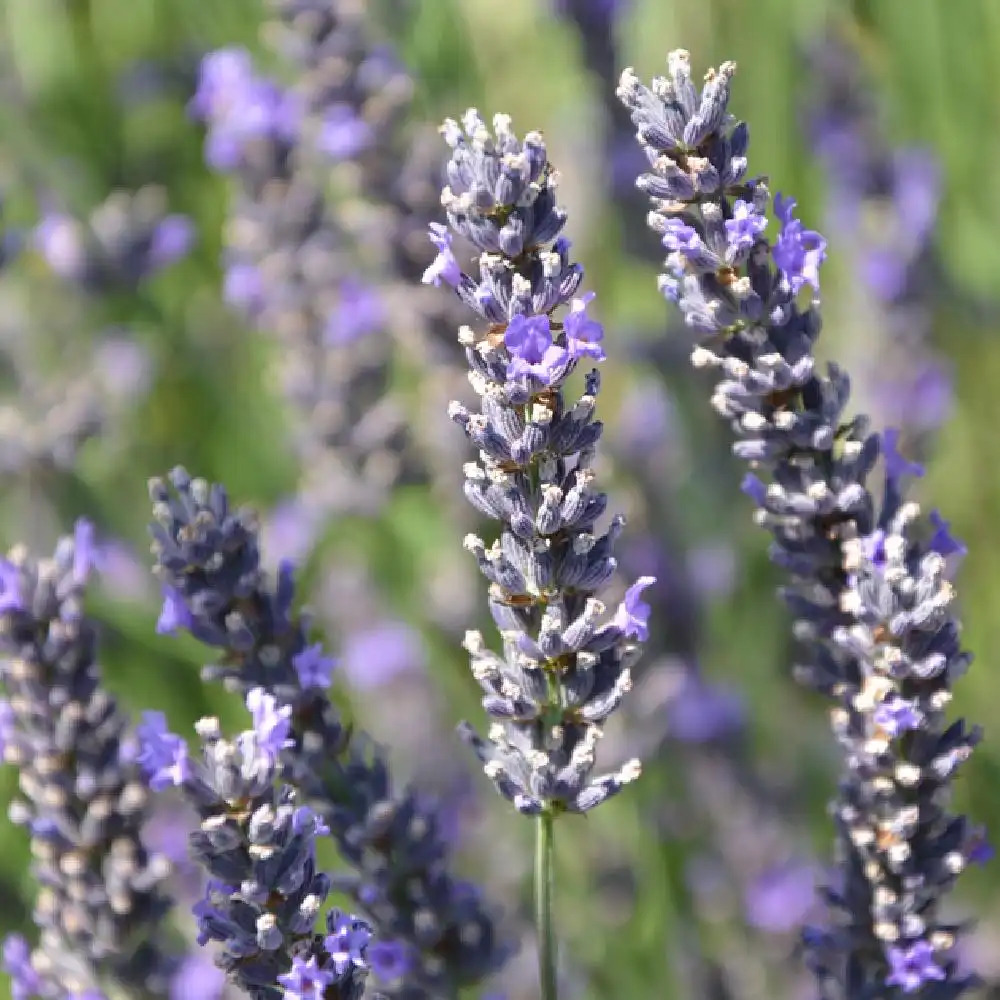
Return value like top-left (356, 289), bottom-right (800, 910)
top-left (0, 521), bottom-right (175, 999)
top-left (428, 110), bottom-right (651, 818)
top-left (148, 468), bottom-right (505, 997)
top-left (620, 51), bottom-right (983, 998)
top-left (136, 691), bottom-right (370, 1000)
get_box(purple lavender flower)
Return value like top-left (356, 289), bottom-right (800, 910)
top-left (422, 223), bottom-right (462, 287)
top-left (156, 585), bottom-right (193, 635)
top-left (188, 47), bottom-right (254, 121)
top-left (772, 194), bottom-right (827, 294)
top-left (503, 314), bottom-right (569, 385)
top-left (196, 16), bottom-right (428, 517)
top-left (872, 696), bottom-right (922, 737)
top-left (725, 199), bottom-right (768, 253)
top-left (33, 212), bottom-right (85, 280)
top-left (136, 711), bottom-right (192, 790)
top-left (245, 686), bottom-right (294, 764)
top-left (293, 642), bottom-right (337, 689)
top-left (614, 576), bottom-right (656, 642)
top-left (149, 215), bottom-right (196, 268)
top-left (137, 691), bottom-right (371, 1000)
top-left (222, 261), bottom-right (265, 312)
top-left (168, 951), bottom-right (226, 1000)
top-left (886, 940), bottom-right (947, 993)
top-left (662, 217), bottom-right (703, 258)
top-left (563, 292), bottom-right (606, 360)
top-left (318, 104), bottom-right (374, 159)
top-left (324, 913), bottom-right (372, 976)
top-left (148, 468), bottom-right (505, 996)
top-left (34, 189), bottom-right (195, 290)
top-left (664, 674), bottom-right (745, 744)
top-left (324, 278), bottom-right (385, 345)
top-left (278, 955), bottom-right (337, 999)
top-left (744, 861), bottom-right (818, 934)
top-left (0, 560), bottom-right (23, 613)
top-left (929, 510), bottom-right (967, 559)
top-left (341, 620), bottom-right (424, 690)
top-left (621, 49), bottom-right (982, 998)
top-left (2, 935), bottom-right (43, 1000)
top-left (0, 530), bottom-right (176, 997)
top-left (432, 110), bottom-right (652, 818)
top-left (367, 939), bottom-right (413, 983)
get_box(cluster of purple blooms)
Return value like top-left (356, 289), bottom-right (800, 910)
top-left (0, 4), bottom-right (988, 998)
top-left (422, 109), bottom-right (654, 817)
top-left (618, 49), bottom-right (984, 997)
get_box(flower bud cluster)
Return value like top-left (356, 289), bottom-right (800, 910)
top-left (148, 467), bottom-right (505, 997)
top-left (0, 522), bottom-right (175, 999)
top-left (136, 691), bottom-right (370, 1000)
top-left (425, 111), bottom-right (653, 816)
top-left (620, 51), bottom-right (983, 997)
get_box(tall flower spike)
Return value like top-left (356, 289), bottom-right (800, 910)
top-left (427, 110), bottom-right (651, 817)
top-left (135, 691), bottom-right (370, 1000)
top-left (147, 468), bottom-right (506, 997)
top-left (621, 51), bottom-right (982, 998)
top-left (0, 521), bottom-right (176, 998)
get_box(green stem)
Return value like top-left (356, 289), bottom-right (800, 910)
top-left (535, 810), bottom-right (557, 1000)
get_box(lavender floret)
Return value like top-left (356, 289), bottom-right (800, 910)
top-left (147, 467), bottom-right (506, 996)
top-left (620, 50), bottom-right (983, 997)
top-left (426, 111), bottom-right (651, 816)
top-left (0, 522), bottom-right (176, 998)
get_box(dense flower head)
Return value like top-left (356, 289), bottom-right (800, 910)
top-left (147, 467), bottom-right (506, 996)
top-left (429, 109), bottom-right (652, 817)
top-left (135, 691), bottom-right (370, 1000)
top-left (0, 525), bottom-right (175, 998)
top-left (621, 49), bottom-right (982, 998)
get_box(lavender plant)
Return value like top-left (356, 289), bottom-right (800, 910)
top-left (423, 109), bottom-right (654, 998)
top-left (0, 521), bottom-right (176, 999)
top-left (619, 50), bottom-right (984, 998)
top-left (147, 467), bottom-right (505, 998)
top-left (135, 690), bottom-right (371, 1000)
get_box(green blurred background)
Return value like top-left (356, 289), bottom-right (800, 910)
top-left (1, 0), bottom-right (1000, 997)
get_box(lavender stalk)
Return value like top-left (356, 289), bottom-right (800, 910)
top-left (135, 689), bottom-right (371, 1000)
top-left (423, 111), bottom-right (654, 995)
top-left (619, 50), bottom-right (985, 998)
top-left (0, 521), bottom-right (176, 999)
top-left (147, 468), bottom-right (505, 998)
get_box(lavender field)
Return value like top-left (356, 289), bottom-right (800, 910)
top-left (1, 0), bottom-right (999, 998)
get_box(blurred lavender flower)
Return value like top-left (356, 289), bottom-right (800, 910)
top-left (147, 467), bottom-right (506, 996)
top-left (428, 110), bottom-right (650, 817)
top-left (341, 619), bottom-right (425, 690)
top-left (190, 5), bottom-right (424, 518)
top-left (33, 187), bottom-right (194, 292)
top-left (621, 49), bottom-right (983, 997)
top-left (0, 521), bottom-right (175, 998)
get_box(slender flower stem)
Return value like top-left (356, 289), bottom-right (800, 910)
top-left (536, 811), bottom-right (558, 1000)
